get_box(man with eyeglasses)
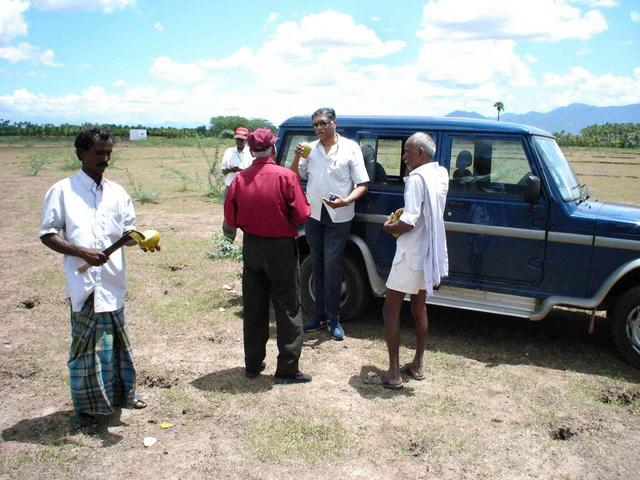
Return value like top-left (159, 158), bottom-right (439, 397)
top-left (220, 126), bottom-right (254, 241)
top-left (289, 108), bottom-right (369, 340)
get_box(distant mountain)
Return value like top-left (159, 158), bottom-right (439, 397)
top-left (445, 110), bottom-right (485, 120)
top-left (446, 103), bottom-right (640, 134)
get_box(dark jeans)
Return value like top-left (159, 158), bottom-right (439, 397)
top-left (304, 206), bottom-right (351, 325)
top-left (242, 233), bottom-right (304, 376)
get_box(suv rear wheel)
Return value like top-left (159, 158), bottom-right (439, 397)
top-left (610, 286), bottom-right (640, 369)
top-left (300, 254), bottom-right (371, 321)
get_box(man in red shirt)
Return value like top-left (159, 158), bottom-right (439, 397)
top-left (224, 128), bottom-right (312, 383)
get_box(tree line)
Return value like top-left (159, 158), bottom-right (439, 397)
top-left (1, 118), bottom-right (638, 148)
top-left (554, 123), bottom-right (640, 148)
top-left (0, 116), bottom-right (276, 139)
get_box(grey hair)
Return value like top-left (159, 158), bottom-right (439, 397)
top-left (252, 146), bottom-right (275, 158)
top-left (407, 132), bottom-right (436, 158)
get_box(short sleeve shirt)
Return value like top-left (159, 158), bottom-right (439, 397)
top-left (298, 134), bottom-right (369, 223)
top-left (220, 146), bottom-right (254, 186)
top-left (39, 170), bottom-right (136, 312)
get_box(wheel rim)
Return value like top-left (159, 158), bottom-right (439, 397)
top-left (308, 273), bottom-right (350, 308)
top-left (625, 305), bottom-right (640, 355)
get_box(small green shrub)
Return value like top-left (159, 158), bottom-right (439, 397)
top-left (167, 167), bottom-right (198, 192)
top-left (28, 156), bottom-right (50, 176)
top-left (125, 168), bottom-right (160, 204)
top-left (205, 234), bottom-right (242, 262)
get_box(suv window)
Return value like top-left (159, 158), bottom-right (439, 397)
top-left (359, 137), bottom-right (402, 185)
top-left (280, 133), bottom-right (317, 168)
top-left (449, 137), bottom-right (531, 197)
top-left (359, 135), bottom-right (434, 185)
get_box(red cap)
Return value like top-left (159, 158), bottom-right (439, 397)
top-left (247, 128), bottom-right (277, 152)
top-left (234, 127), bottom-right (249, 139)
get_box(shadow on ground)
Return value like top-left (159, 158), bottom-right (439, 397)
top-left (348, 365), bottom-right (416, 399)
top-left (191, 367), bottom-right (273, 394)
top-left (1, 409), bottom-right (124, 447)
top-left (345, 298), bottom-right (640, 382)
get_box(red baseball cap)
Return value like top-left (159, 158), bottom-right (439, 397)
top-left (247, 128), bottom-right (277, 152)
top-left (234, 127), bottom-right (249, 139)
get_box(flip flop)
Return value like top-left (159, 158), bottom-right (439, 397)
top-left (400, 364), bottom-right (425, 381)
top-left (132, 397), bottom-right (147, 409)
top-left (365, 373), bottom-right (404, 390)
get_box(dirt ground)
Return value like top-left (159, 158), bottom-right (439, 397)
top-left (1, 140), bottom-right (640, 480)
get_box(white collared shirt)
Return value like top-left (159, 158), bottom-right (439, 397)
top-left (220, 146), bottom-right (254, 186)
top-left (39, 170), bottom-right (137, 312)
top-left (393, 162), bottom-right (449, 295)
top-left (298, 134), bottom-right (369, 223)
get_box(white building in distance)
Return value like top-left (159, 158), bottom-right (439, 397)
top-left (129, 129), bottom-right (147, 141)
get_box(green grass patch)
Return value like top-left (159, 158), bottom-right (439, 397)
top-left (0, 447), bottom-right (76, 478)
top-left (245, 414), bottom-right (355, 463)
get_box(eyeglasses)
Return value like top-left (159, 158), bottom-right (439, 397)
top-left (312, 120), bottom-right (330, 128)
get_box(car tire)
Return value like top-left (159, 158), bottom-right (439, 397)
top-left (610, 286), bottom-right (640, 369)
top-left (300, 254), bottom-right (371, 321)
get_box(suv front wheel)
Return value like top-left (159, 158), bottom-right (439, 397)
top-left (610, 286), bottom-right (640, 369)
top-left (300, 254), bottom-right (371, 321)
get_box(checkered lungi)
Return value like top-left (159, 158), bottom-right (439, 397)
top-left (68, 294), bottom-right (137, 415)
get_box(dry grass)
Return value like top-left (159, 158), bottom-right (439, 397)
top-left (1, 140), bottom-right (640, 480)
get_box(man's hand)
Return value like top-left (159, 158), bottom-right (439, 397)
top-left (77, 246), bottom-right (109, 266)
top-left (322, 193), bottom-right (350, 209)
top-left (139, 244), bottom-right (161, 253)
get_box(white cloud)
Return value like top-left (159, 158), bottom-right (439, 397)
top-left (419, 0), bottom-right (607, 42)
top-left (154, 22), bottom-right (164, 32)
top-left (267, 12), bottom-right (279, 24)
top-left (113, 79), bottom-right (126, 87)
top-left (77, 63), bottom-right (91, 70)
top-left (543, 66), bottom-right (640, 106)
top-left (0, 0), bottom-right (29, 43)
top-left (198, 47), bottom-right (253, 69)
top-left (38, 48), bottom-right (63, 67)
top-left (1, 7), bottom-right (635, 127)
top-left (32, 0), bottom-right (135, 12)
top-left (417, 39), bottom-right (535, 87)
top-left (577, 46), bottom-right (590, 56)
top-left (631, 11), bottom-right (640, 22)
top-left (0, 42), bottom-right (62, 66)
top-left (149, 56), bottom-right (207, 84)
top-left (413, 0), bottom-right (611, 89)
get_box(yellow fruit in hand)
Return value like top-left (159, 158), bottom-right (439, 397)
top-left (391, 208), bottom-right (404, 238)
top-left (142, 229), bottom-right (160, 249)
top-left (300, 142), bottom-right (312, 158)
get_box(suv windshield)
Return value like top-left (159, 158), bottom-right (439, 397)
top-left (533, 136), bottom-right (582, 202)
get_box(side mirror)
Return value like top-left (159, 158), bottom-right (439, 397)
top-left (523, 174), bottom-right (541, 211)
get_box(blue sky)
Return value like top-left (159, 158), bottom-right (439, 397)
top-left (1, 0), bottom-right (639, 127)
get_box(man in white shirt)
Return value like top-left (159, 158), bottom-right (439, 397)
top-left (220, 127), bottom-right (254, 241)
top-left (39, 128), bottom-right (159, 427)
top-left (371, 132), bottom-right (449, 389)
top-left (290, 108), bottom-right (369, 340)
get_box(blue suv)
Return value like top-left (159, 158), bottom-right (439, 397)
top-left (275, 115), bottom-right (640, 369)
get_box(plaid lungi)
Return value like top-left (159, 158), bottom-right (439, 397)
top-left (68, 294), bottom-right (137, 415)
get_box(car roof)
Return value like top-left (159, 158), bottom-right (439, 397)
top-left (279, 115), bottom-right (553, 137)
